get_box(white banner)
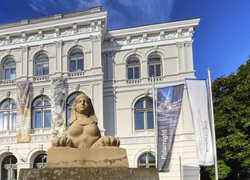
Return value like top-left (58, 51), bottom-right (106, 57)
top-left (186, 79), bottom-right (214, 166)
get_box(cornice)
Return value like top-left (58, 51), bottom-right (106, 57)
top-left (0, 9), bottom-right (107, 37)
top-left (106, 18), bottom-right (200, 38)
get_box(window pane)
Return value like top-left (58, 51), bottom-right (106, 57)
top-left (128, 68), bottom-right (133, 79)
top-left (70, 61), bottom-right (76, 72)
top-left (135, 100), bottom-right (143, 109)
top-left (43, 64), bottom-right (49, 75)
top-left (149, 65), bottom-right (154, 77)
top-left (10, 68), bottom-right (16, 79)
top-left (0, 113), bottom-right (3, 130)
top-left (37, 64), bottom-right (43, 76)
top-left (135, 67), bottom-right (140, 79)
top-left (147, 112), bottom-right (154, 129)
top-left (148, 154), bottom-right (155, 164)
top-left (135, 112), bottom-right (144, 130)
top-left (146, 99), bottom-right (153, 108)
top-left (5, 69), bottom-right (10, 80)
top-left (34, 111), bottom-right (41, 128)
top-left (11, 112), bottom-right (16, 130)
top-left (139, 154), bottom-right (146, 164)
top-left (44, 100), bottom-right (51, 107)
top-left (3, 113), bottom-right (9, 130)
top-left (66, 107), bottom-right (72, 127)
top-left (156, 64), bottom-right (161, 76)
top-left (44, 110), bottom-right (51, 128)
top-left (77, 59), bottom-right (83, 70)
top-left (11, 102), bottom-right (16, 109)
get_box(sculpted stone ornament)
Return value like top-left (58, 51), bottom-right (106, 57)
top-left (52, 93), bottom-right (120, 149)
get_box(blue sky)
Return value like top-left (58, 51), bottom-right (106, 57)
top-left (0, 0), bottom-right (249, 80)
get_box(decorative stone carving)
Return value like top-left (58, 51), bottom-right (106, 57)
top-left (11, 37), bottom-right (24, 44)
top-left (43, 31), bottom-right (56, 39)
top-left (52, 93), bottom-right (120, 149)
top-left (60, 28), bottom-right (74, 36)
top-left (27, 34), bottom-right (39, 41)
top-left (51, 77), bottom-right (67, 138)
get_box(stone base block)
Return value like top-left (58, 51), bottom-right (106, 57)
top-left (19, 167), bottom-right (159, 180)
top-left (46, 147), bottom-right (129, 168)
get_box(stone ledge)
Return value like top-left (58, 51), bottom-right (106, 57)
top-left (19, 167), bottom-right (159, 180)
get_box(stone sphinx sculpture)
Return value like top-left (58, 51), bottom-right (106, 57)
top-left (52, 93), bottom-right (120, 149)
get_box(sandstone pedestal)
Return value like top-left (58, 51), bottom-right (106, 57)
top-left (46, 147), bottom-right (129, 168)
top-left (19, 147), bottom-right (159, 180)
top-left (19, 167), bottom-right (159, 180)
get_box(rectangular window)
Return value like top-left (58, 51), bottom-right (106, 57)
top-left (34, 111), bottom-right (41, 128)
top-left (147, 112), bottom-right (154, 129)
top-left (11, 112), bottom-right (16, 130)
top-left (135, 67), bottom-right (140, 79)
top-left (10, 68), bottom-right (16, 79)
top-left (70, 61), bottom-right (76, 72)
top-left (77, 60), bottom-right (83, 71)
top-left (43, 64), bottom-right (49, 75)
top-left (135, 112), bottom-right (144, 130)
top-left (5, 69), bottom-right (10, 80)
top-left (156, 65), bottom-right (161, 76)
top-left (149, 65), bottom-right (154, 77)
top-left (44, 110), bottom-right (51, 128)
top-left (128, 68), bottom-right (133, 79)
top-left (0, 113), bottom-right (4, 130)
top-left (37, 64), bottom-right (43, 76)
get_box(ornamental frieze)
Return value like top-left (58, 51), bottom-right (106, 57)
top-left (0, 24), bottom-right (100, 47)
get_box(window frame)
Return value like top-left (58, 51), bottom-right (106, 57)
top-left (127, 56), bottom-right (140, 80)
top-left (0, 99), bottom-right (17, 131)
top-left (68, 48), bottom-right (84, 72)
top-left (2, 57), bottom-right (16, 80)
top-left (138, 152), bottom-right (156, 168)
top-left (134, 97), bottom-right (154, 130)
top-left (148, 54), bottom-right (162, 77)
top-left (1, 155), bottom-right (17, 180)
top-left (32, 96), bottom-right (51, 129)
top-left (33, 153), bottom-right (47, 169)
top-left (34, 53), bottom-right (49, 76)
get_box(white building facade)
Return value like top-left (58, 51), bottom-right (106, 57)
top-left (0, 7), bottom-right (200, 179)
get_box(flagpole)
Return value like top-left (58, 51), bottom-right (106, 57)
top-left (152, 76), bottom-right (157, 169)
top-left (207, 68), bottom-right (218, 180)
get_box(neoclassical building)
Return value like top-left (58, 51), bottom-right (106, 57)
top-left (0, 7), bottom-right (200, 180)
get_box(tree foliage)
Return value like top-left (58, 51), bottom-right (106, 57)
top-left (208, 59), bottom-right (250, 179)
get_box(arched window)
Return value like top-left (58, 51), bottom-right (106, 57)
top-left (0, 99), bottom-right (17, 131)
top-left (1, 155), bottom-right (17, 180)
top-left (138, 152), bottom-right (156, 168)
top-left (33, 153), bottom-right (47, 169)
top-left (34, 53), bottom-right (49, 76)
top-left (2, 57), bottom-right (16, 80)
top-left (32, 96), bottom-right (51, 128)
top-left (148, 54), bottom-right (161, 77)
top-left (69, 49), bottom-right (84, 72)
top-left (127, 57), bottom-right (140, 79)
top-left (134, 97), bottom-right (154, 130)
top-left (66, 92), bottom-right (82, 126)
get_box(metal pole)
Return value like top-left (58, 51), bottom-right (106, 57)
top-left (152, 76), bottom-right (157, 169)
top-left (207, 68), bottom-right (218, 180)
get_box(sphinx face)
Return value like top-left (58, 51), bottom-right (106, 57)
top-left (75, 96), bottom-right (89, 115)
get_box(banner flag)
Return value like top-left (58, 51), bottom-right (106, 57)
top-left (186, 79), bottom-right (214, 166)
top-left (16, 81), bottom-right (31, 143)
top-left (157, 84), bottom-right (184, 172)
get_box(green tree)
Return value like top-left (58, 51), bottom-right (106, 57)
top-left (208, 59), bottom-right (250, 179)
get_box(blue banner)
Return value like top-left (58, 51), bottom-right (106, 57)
top-left (157, 84), bottom-right (184, 172)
